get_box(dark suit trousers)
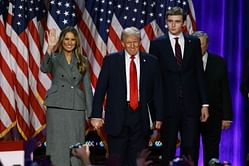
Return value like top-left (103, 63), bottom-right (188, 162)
top-left (161, 98), bottom-right (200, 166)
top-left (107, 105), bottom-right (148, 166)
top-left (200, 111), bottom-right (222, 166)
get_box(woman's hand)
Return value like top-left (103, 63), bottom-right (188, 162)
top-left (46, 28), bottom-right (58, 54)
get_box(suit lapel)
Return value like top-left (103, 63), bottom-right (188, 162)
top-left (183, 35), bottom-right (192, 64)
top-left (119, 51), bottom-right (127, 91)
top-left (57, 53), bottom-right (75, 81)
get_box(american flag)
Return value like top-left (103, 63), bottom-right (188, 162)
top-left (0, 0), bottom-right (16, 138)
top-left (0, 0), bottom-right (195, 141)
top-left (80, 0), bottom-right (196, 88)
top-left (0, 0), bottom-right (47, 140)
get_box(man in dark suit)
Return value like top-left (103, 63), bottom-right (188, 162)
top-left (192, 31), bottom-right (233, 166)
top-left (149, 7), bottom-right (209, 165)
top-left (90, 27), bottom-right (164, 166)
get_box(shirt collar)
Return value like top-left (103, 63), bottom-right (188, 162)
top-left (168, 32), bottom-right (184, 41)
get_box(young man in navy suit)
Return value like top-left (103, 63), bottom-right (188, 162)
top-left (149, 7), bottom-right (209, 165)
top-left (192, 31), bottom-right (233, 166)
top-left (90, 27), bottom-right (164, 166)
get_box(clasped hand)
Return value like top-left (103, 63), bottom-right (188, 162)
top-left (90, 118), bottom-right (104, 130)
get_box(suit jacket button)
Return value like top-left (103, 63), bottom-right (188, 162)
top-left (71, 86), bottom-right (74, 89)
top-left (62, 85), bottom-right (64, 87)
top-left (61, 75), bottom-right (64, 77)
top-left (73, 77), bottom-right (76, 79)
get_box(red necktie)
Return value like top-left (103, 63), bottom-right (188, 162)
top-left (175, 37), bottom-right (182, 66)
top-left (130, 55), bottom-right (138, 111)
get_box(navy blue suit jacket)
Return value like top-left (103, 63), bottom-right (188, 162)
top-left (149, 34), bottom-right (208, 118)
top-left (91, 51), bottom-right (164, 136)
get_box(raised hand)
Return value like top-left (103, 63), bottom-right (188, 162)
top-left (46, 28), bottom-right (58, 54)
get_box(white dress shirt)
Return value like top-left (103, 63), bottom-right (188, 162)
top-left (168, 32), bottom-right (185, 59)
top-left (125, 51), bottom-right (140, 101)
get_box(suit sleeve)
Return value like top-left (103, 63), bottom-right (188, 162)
top-left (91, 56), bottom-right (110, 118)
top-left (240, 59), bottom-right (249, 99)
top-left (195, 38), bottom-right (209, 105)
top-left (221, 60), bottom-right (233, 120)
top-left (153, 59), bottom-right (164, 121)
top-left (40, 52), bottom-right (53, 73)
top-left (83, 62), bottom-right (93, 119)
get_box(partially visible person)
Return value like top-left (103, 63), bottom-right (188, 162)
top-left (192, 31), bottom-right (233, 166)
top-left (149, 7), bottom-right (209, 165)
top-left (240, 57), bottom-right (249, 100)
top-left (136, 149), bottom-right (153, 166)
top-left (72, 144), bottom-right (91, 166)
top-left (40, 26), bottom-right (93, 166)
top-left (90, 27), bottom-right (164, 166)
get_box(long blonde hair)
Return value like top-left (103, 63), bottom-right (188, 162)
top-left (56, 26), bottom-right (87, 74)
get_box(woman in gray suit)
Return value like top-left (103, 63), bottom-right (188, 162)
top-left (40, 26), bottom-right (93, 166)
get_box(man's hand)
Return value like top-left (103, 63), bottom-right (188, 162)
top-left (90, 118), bottom-right (104, 129)
top-left (222, 120), bottom-right (232, 129)
top-left (154, 121), bottom-right (162, 130)
top-left (200, 106), bottom-right (209, 122)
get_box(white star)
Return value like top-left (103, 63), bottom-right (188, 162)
top-left (132, 17), bottom-right (136, 21)
top-left (65, 2), bottom-right (70, 8)
top-left (18, 14), bottom-right (22, 18)
top-left (99, 18), bottom-right (103, 22)
top-left (143, 2), bottom-right (147, 6)
top-left (142, 11), bottom-right (145, 15)
top-left (17, 22), bottom-right (21, 26)
top-left (58, 2), bottom-right (62, 6)
top-left (124, 16), bottom-right (127, 20)
top-left (140, 20), bottom-right (144, 24)
top-left (125, 6), bottom-right (129, 10)
top-left (94, 7), bottom-right (98, 11)
top-left (135, 0), bottom-right (139, 3)
top-left (150, 13), bottom-right (154, 17)
top-left (56, 10), bottom-right (61, 14)
top-left (107, 20), bottom-right (111, 23)
top-left (117, 4), bottom-right (121, 8)
top-left (160, 4), bottom-right (164, 8)
top-left (108, 10), bottom-right (112, 14)
top-left (183, 1), bottom-right (187, 5)
top-left (158, 13), bottom-right (162, 17)
top-left (100, 9), bottom-right (104, 12)
top-left (134, 8), bottom-right (137, 12)
top-left (50, 0), bottom-right (55, 5)
top-left (64, 11), bottom-right (69, 16)
top-left (62, 19), bottom-right (68, 24)
top-left (19, 5), bottom-right (23, 10)
top-left (109, 1), bottom-right (112, 5)
top-left (101, 0), bottom-right (105, 3)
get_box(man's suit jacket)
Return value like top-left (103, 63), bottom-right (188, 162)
top-left (40, 52), bottom-right (93, 117)
top-left (149, 33), bottom-right (208, 118)
top-left (91, 51), bottom-right (164, 136)
top-left (205, 53), bottom-right (232, 121)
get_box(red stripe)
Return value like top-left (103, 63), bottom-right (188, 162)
top-left (29, 90), bottom-right (46, 125)
top-left (188, 11), bottom-right (197, 31)
top-left (108, 26), bottom-right (123, 51)
top-left (77, 18), bottom-right (104, 66)
top-left (143, 24), bottom-right (155, 40)
top-left (16, 108), bottom-right (30, 139)
top-left (0, 88), bottom-right (15, 121)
